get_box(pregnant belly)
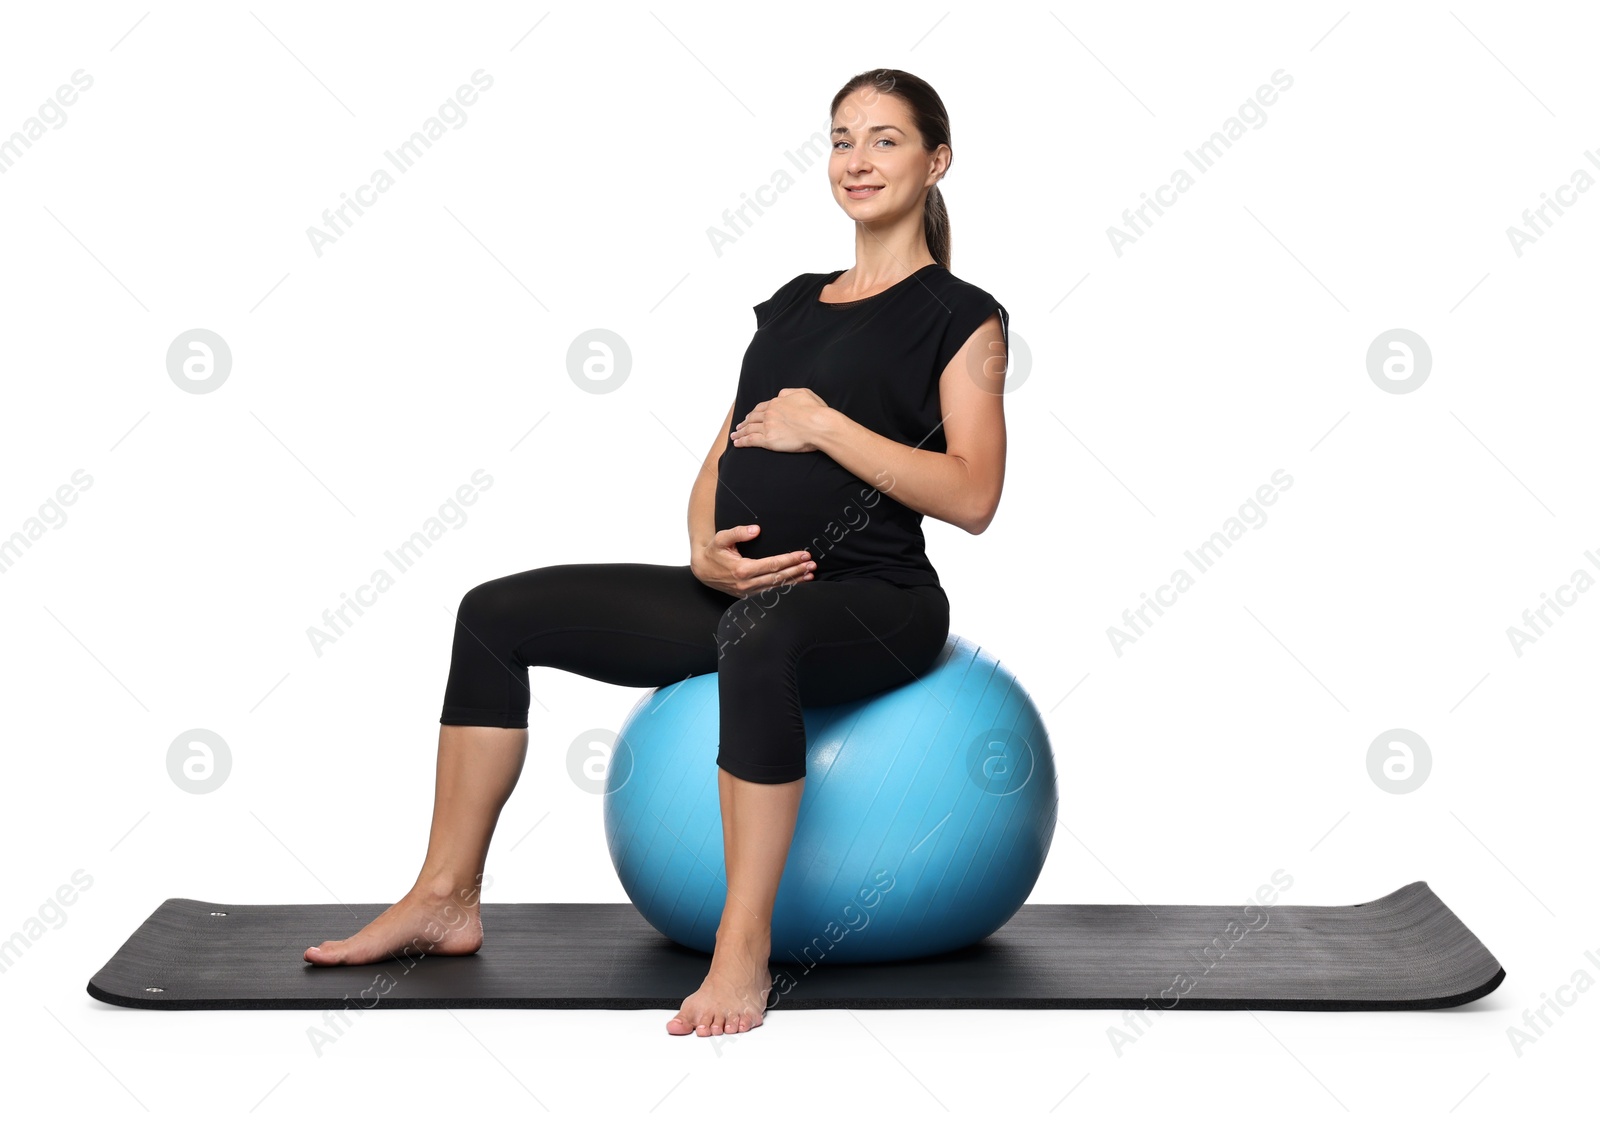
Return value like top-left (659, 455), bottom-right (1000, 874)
top-left (713, 446), bottom-right (873, 564)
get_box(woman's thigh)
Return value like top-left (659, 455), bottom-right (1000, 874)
top-left (716, 577), bottom-right (951, 706)
top-left (712, 577), bottom-right (951, 782)
top-left (441, 562), bottom-right (736, 727)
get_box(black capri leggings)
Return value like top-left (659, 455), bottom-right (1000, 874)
top-left (438, 563), bottom-right (951, 785)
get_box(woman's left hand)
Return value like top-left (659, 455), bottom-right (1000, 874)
top-left (731, 387), bottom-right (832, 453)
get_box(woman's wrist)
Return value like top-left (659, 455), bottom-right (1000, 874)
top-left (810, 405), bottom-right (849, 453)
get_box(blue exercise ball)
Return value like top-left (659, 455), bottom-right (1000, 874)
top-left (602, 634), bottom-right (1057, 965)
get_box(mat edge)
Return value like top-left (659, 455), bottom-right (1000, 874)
top-left (85, 965), bottom-right (1506, 1012)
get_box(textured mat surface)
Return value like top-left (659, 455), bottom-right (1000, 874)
top-left (87, 881), bottom-right (1503, 1011)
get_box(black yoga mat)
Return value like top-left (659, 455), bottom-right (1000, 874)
top-left (87, 881), bottom-right (1503, 1011)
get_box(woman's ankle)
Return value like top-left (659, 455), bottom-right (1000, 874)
top-left (715, 922), bottom-right (772, 949)
top-left (413, 875), bottom-right (485, 907)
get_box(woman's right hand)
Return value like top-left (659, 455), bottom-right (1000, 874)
top-left (691, 524), bottom-right (816, 598)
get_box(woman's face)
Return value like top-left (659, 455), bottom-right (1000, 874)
top-left (828, 89), bottom-right (947, 223)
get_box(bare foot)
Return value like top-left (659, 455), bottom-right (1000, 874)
top-left (303, 885), bottom-right (483, 966)
top-left (666, 928), bottom-right (773, 1036)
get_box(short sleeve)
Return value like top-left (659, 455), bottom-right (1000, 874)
top-left (752, 292), bottom-right (778, 331)
top-left (752, 273), bottom-right (812, 331)
top-left (934, 288), bottom-right (1009, 379)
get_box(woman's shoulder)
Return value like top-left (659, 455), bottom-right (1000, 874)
top-left (751, 269), bottom-right (831, 330)
top-left (924, 267), bottom-right (1010, 375)
top-left (926, 264), bottom-right (1002, 307)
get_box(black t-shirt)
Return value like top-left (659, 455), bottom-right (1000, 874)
top-left (714, 263), bottom-right (1008, 589)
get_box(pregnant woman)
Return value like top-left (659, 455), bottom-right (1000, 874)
top-left (303, 67), bottom-right (1010, 1038)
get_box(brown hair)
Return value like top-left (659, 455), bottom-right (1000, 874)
top-left (829, 68), bottom-right (953, 269)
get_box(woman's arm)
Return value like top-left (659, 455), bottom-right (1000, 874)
top-left (810, 313), bottom-right (1007, 535)
top-left (687, 399), bottom-right (737, 556)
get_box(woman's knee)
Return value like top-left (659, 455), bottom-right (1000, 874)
top-left (455, 578), bottom-right (503, 633)
top-left (455, 568), bottom-right (555, 635)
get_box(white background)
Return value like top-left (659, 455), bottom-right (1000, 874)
top-left (1, 0), bottom-right (1592, 1116)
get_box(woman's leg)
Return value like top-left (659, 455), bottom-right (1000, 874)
top-left (304, 563), bottom-right (734, 966)
top-left (666, 578), bottom-right (950, 1035)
